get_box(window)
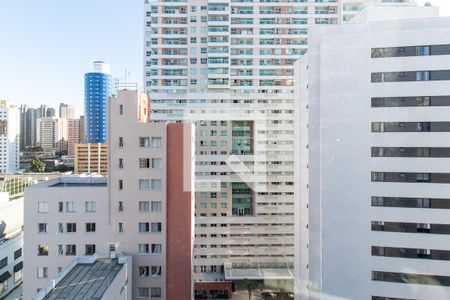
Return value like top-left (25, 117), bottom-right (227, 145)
top-left (152, 158), bottom-right (162, 169)
top-left (151, 179), bottom-right (162, 190)
top-left (151, 137), bottom-right (162, 148)
top-left (66, 201), bottom-right (76, 212)
top-left (139, 244), bottom-right (149, 254)
top-left (119, 179), bottom-right (123, 190)
top-left (85, 244), bottom-right (96, 255)
top-left (37, 267), bottom-right (48, 278)
top-left (86, 223), bottom-right (96, 233)
top-left (38, 223), bottom-right (47, 233)
top-left (119, 137), bottom-right (124, 147)
top-left (139, 158), bottom-right (150, 169)
top-left (66, 223), bottom-right (76, 233)
top-left (151, 244), bottom-right (162, 254)
top-left (57, 223), bottom-right (63, 234)
top-left (38, 201), bottom-right (48, 213)
top-left (119, 158), bottom-right (123, 169)
top-left (139, 266), bottom-right (149, 277)
top-left (57, 245), bottom-right (63, 256)
top-left (139, 287), bottom-right (149, 298)
top-left (58, 201), bottom-right (63, 212)
top-left (151, 287), bottom-right (162, 298)
top-left (151, 222), bottom-right (162, 233)
top-left (119, 201), bottom-right (124, 212)
top-left (65, 245), bottom-right (76, 256)
top-left (151, 266), bottom-right (162, 277)
top-left (139, 137), bottom-right (150, 147)
top-left (14, 249), bottom-right (21, 260)
top-left (85, 201), bottom-right (96, 212)
top-left (139, 201), bottom-right (150, 212)
top-left (151, 201), bottom-right (162, 212)
top-left (0, 257), bottom-right (7, 269)
top-left (119, 104), bottom-right (124, 115)
top-left (139, 179), bottom-right (150, 190)
top-left (139, 222), bottom-right (150, 233)
top-left (0, 281), bottom-right (6, 294)
top-left (38, 245), bottom-right (48, 256)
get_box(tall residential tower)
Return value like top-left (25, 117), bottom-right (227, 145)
top-left (295, 5), bottom-right (450, 300)
top-left (84, 61), bottom-right (112, 143)
top-left (144, 0), bottom-right (416, 294)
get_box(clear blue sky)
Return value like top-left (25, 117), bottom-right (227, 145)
top-left (0, 0), bottom-right (143, 116)
top-left (0, 0), bottom-right (449, 115)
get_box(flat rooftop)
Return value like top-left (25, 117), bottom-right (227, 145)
top-left (42, 259), bottom-right (122, 300)
top-left (50, 182), bottom-right (106, 187)
top-left (28, 176), bottom-right (107, 189)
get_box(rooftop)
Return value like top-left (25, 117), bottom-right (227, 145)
top-left (41, 258), bottom-right (122, 300)
top-left (29, 175), bottom-right (107, 189)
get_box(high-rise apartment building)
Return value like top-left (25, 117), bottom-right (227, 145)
top-left (0, 101), bottom-right (20, 174)
top-left (24, 90), bottom-right (195, 300)
top-left (78, 115), bottom-right (85, 143)
top-left (67, 119), bottom-right (80, 156)
top-left (36, 117), bottom-right (57, 152)
top-left (144, 0), bottom-right (414, 293)
top-left (294, 5), bottom-right (450, 300)
top-left (59, 103), bottom-right (75, 120)
top-left (84, 61), bottom-right (112, 143)
top-left (36, 117), bottom-right (67, 153)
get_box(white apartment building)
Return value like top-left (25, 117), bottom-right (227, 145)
top-left (23, 176), bottom-right (111, 299)
top-left (0, 193), bottom-right (23, 299)
top-left (25, 90), bottom-right (195, 300)
top-left (295, 5), bottom-right (450, 300)
top-left (144, 0), bottom-right (415, 294)
top-left (0, 101), bottom-right (20, 174)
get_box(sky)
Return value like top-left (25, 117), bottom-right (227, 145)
top-left (0, 0), bottom-right (449, 115)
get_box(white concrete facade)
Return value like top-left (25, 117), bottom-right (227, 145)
top-left (0, 195), bottom-right (24, 299)
top-left (23, 176), bottom-right (111, 299)
top-left (295, 6), bottom-right (450, 300)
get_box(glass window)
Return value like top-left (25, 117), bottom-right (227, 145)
top-left (151, 201), bottom-right (162, 212)
top-left (38, 202), bottom-right (48, 213)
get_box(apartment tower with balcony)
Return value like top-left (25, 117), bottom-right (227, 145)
top-left (144, 0), bottom-right (415, 295)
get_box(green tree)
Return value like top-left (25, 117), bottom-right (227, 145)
top-left (31, 159), bottom-right (45, 172)
top-left (244, 279), bottom-right (258, 300)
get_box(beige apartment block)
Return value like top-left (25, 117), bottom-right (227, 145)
top-left (24, 90), bottom-right (195, 300)
top-left (74, 143), bottom-right (108, 175)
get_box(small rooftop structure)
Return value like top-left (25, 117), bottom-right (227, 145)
top-left (34, 255), bottom-right (131, 300)
top-left (224, 262), bottom-right (294, 280)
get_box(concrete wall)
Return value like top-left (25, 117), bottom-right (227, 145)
top-left (297, 10), bottom-right (450, 300)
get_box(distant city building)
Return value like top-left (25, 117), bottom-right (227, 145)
top-left (84, 61), bottom-right (112, 143)
top-left (74, 143), bottom-right (108, 175)
top-left (36, 117), bottom-right (67, 153)
top-left (0, 101), bottom-right (20, 174)
top-left (294, 5), bottom-right (450, 300)
top-left (58, 103), bottom-right (75, 119)
top-left (78, 115), bottom-right (85, 143)
top-left (67, 119), bottom-right (80, 156)
top-left (24, 90), bottom-right (195, 300)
